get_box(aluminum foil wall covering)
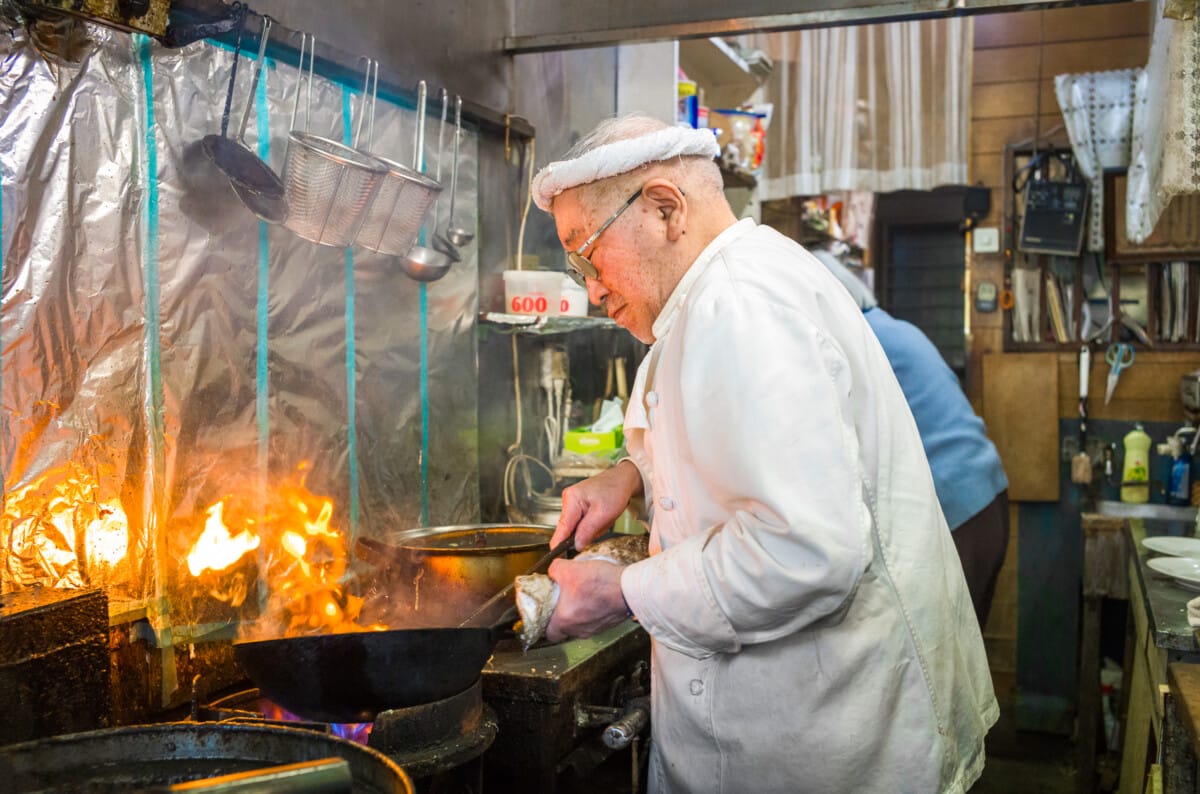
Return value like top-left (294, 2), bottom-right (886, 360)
top-left (0, 26), bottom-right (481, 624)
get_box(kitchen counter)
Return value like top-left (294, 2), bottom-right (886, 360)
top-left (1118, 514), bottom-right (1200, 794)
top-left (1126, 516), bottom-right (1200, 653)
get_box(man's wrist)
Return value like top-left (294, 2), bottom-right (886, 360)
top-left (616, 457), bottom-right (645, 497)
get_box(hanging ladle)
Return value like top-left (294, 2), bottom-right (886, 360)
top-left (444, 95), bottom-right (475, 248)
top-left (202, 15), bottom-right (288, 224)
top-left (429, 88), bottom-right (460, 259)
top-left (398, 80), bottom-right (457, 283)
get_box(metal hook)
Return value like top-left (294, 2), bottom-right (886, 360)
top-left (235, 15), bottom-right (272, 143)
top-left (288, 31), bottom-right (314, 133)
top-left (353, 57), bottom-right (378, 149)
top-left (505, 113), bottom-right (512, 164)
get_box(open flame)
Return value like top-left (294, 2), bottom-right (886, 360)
top-left (184, 467), bottom-right (384, 639)
top-left (187, 501), bottom-right (260, 577)
top-left (261, 700), bottom-right (372, 744)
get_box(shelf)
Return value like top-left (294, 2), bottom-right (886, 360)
top-left (720, 164), bottom-right (757, 190)
top-left (678, 37), bottom-right (768, 109)
top-left (480, 312), bottom-right (618, 335)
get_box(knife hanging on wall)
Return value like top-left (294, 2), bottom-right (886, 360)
top-left (1071, 345), bottom-right (1093, 485)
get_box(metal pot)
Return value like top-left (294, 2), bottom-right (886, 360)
top-left (356, 524), bottom-right (552, 622)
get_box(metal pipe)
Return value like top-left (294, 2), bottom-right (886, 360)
top-left (156, 758), bottom-right (353, 794)
top-left (603, 696), bottom-right (650, 750)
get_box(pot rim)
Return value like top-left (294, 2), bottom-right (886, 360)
top-left (370, 523), bottom-right (554, 556)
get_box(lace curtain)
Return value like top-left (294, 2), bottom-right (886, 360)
top-left (1127, 0), bottom-right (1200, 243)
top-left (743, 18), bottom-right (970, 200)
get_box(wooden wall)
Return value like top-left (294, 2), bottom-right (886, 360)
top-left (968, 2), bottom-right (1152, 403)
top-left (969, 3), bottom-right (1153, 705)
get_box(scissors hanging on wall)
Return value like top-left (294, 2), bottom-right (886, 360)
top-left (1104, 342), bottom-right (1136, 405)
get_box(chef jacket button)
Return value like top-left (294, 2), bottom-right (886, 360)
top-left (689, 679), bottom-right (704, 696)
top-left (646, 391), bottom-right (659, 407)
top-left (659, 496), bottom-right (675, 511)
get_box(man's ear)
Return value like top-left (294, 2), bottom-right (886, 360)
top-left (641, 179), bottom-right (687, 241)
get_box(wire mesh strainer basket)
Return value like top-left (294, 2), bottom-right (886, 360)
top-left (281, 36), bottom-right (388, 247)
top-left (282, 132), bottom-right (387, 246)
top-left (352, 63), bottom-right (441, 256)
top-left (354, 157), bottom-right (441, 255)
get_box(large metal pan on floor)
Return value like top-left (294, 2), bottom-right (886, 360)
top-left (233, 608), bottom-right (515, 724)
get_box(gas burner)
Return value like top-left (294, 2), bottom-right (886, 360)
top-left (370, 679), bottom-right (497, 780)
top-left (198, 679), bottom-right (496, 784)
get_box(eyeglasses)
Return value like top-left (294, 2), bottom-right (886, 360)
top-left (565, 188), bottom-right (642, 287)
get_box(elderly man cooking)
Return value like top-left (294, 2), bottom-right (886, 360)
top-left (537, 114), bottom-right (997, 793)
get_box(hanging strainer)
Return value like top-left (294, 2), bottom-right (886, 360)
top-left (280, 35), bottom-right (388, 247)
top-left (352, 62), bottom-right (442, 256)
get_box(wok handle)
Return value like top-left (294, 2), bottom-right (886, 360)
top-left (458, 537), bottom-right (574, 628)
top-left (159, 758), bottom-right (352, 793)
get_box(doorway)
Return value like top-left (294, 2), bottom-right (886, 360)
top-left (873, 188), bottom-right (970, 382)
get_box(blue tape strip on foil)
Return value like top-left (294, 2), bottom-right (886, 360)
top-left (255, 57), bottom-right (271, 501)
top-left (137, 35), bottom-right (165, 482)
top-left (420, 283), bottom-right (429, 527)
top-left (341, 89), bottom-right (359, 537)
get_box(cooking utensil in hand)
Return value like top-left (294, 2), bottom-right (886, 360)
top-left (202, 16), bottom-right (288, 223)
top-left (233, 606), bottom-right (518, 723)
top-left (457, 537), bottom-right (574, 628)
top-left (398, 81), bottom-right (457, 282)
top-left (444, 95), bottom-right (475, 248)
top-left (1105, 342), bottom-right (1135, 405)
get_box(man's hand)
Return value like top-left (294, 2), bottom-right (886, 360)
top-left (544, 557), bottom-right (629, 642)
top-left (552, 459), bottom-right (644, 549)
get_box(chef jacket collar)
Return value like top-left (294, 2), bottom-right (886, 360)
top-left (651, 218), bottom-right (756, 341)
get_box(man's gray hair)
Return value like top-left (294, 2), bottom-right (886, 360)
top-left (563, 113), bottom-right (673, 161)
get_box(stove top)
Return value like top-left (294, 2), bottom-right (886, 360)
top-left (482, 621), bottom-right (650, 794)
top-left (484, 620), bottom-right (647, 696)
top-left (199, 679), bottom-right (497, 784)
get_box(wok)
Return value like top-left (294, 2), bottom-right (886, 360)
top-left (233, 608), bottom-right (515, 724)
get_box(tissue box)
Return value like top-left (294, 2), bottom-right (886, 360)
top-left (564, 425), bottom-right (624, 455)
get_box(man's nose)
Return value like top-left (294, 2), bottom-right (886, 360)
top-left (586, 278), bottom-right (608, 305)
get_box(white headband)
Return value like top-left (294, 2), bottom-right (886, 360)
top-left (532, 127), bottom-right (720, 211)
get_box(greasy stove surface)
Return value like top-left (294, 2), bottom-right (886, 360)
top-left (484, 620), bottom-right (647, 693)
top-left (481, 621), bottom-right (650, 794)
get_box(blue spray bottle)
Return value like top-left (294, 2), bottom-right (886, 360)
top-left (1167, 426), bottom-right (1196, 506)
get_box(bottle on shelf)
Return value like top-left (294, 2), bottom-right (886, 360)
top-left (1121, 423), bottom-right (1152, 504)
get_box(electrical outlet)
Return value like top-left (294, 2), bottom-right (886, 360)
top-left (973, 227), bottom-right (1000, 254)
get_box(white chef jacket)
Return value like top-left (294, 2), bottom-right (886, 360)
top-left (618, 219), bottom-right (998, 793)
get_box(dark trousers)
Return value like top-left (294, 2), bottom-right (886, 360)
top-left (951, 490), bottom-right (1010, 629)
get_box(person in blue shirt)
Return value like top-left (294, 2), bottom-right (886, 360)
top-left (814, 249), bottom-right (1010, 627)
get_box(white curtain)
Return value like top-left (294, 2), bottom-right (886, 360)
top-left (744, 18), bottom-right (970, 201)
top-left (1127, 0), bottom-right (1200, 243)
top-left (1053, 69), bottom-right (1143, 252)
